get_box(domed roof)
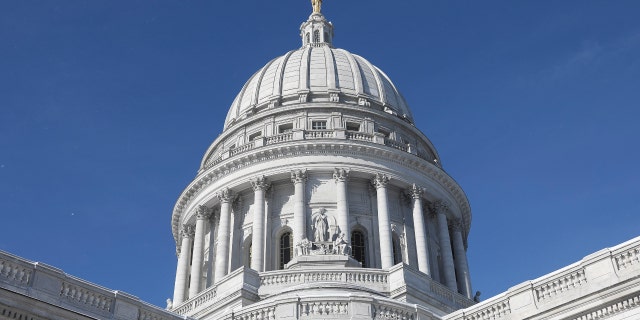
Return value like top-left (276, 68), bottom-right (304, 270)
top-left (224, 13), bottom-right (414, 130)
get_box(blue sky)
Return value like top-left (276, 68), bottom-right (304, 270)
top-left (1, 1), bottom-right (639, 307)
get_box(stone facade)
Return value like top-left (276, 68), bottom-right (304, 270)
top-left (1, 4), bottom-right (639, 320)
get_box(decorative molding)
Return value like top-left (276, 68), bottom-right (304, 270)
top-left (250, 175), bottom-right (270, 191)
top-left (180, 224), bottom-right (195, 239)
top-left (172, 142), bottom-right (471, 244)
top-left (407, 183), bottom-right (424, 200)
top-left (333, 168), bottom-right (350, 183)
top-left (300, 301), bottom-right (348, 317)
top-left (614, 247), bottom-right (640, 271)
top-left (216, 188), bottom-right (234, 203)
top-left (464, 300), bottom-right (511, 320)
top-left (291, 169), bottom-right (308, 184)
top-left (534, 269), bottom-right (587, 303)
top-left (371, 173), bottom-right (390, 189)
top-left (373, 304), bottom-right (415, 320)
top-left (60, 282), bottom-right (113, 312)
top-left (0, 259), bottom-right (32, 286)
top-left (195, 205), bottom-right (212, 220)
top-left (572, 292), bottom-right (640, 320)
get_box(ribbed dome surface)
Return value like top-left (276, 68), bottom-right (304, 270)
top-left (224, 46), bottom-right (413, 130)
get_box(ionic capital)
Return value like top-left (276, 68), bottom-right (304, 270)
top-left (333, 168), bottom-right (350, 183)
top-left (407, 184), bottom-right (424, 200)
top-left (180, 224), bottom-right (195, 239)
top-left (216, 188), bottom-right (234, 203)
top-left (291, 169), bottom-right (308, 184)
top-left (371, 173), bottom-right (390, 189)
top-left (251, 175), bottom-right (271, 191)
top-left (195, 205), bottom-right (212, 220)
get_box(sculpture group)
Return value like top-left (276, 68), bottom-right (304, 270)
top-left (295, 208), bottom-right (350, 256)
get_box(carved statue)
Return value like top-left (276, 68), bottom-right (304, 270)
top-left (313, 208), bottom-right (329, 242)
top-left (333, 233), bottom-right (348, 255)
top-left (298, 237), bottom-right (311, 255)
top-left (165, 298), bottom-right (173, 310)
top-left (473, 291), bottom-right (482, 302)
top-left (311, 0), bottom-right (322, 14)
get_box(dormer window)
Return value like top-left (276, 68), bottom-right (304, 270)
top-left (278, 123), bottom-right (293, 133)
top-left (249, 132), bottom-right (262, 141)
top-left (346, 122), bottom-right (361, 132)
top-left (311, 120), bottom-right (327, 130)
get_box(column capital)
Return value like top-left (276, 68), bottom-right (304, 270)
top-left (449, 218), bottom-right (463, 233)
top-left (333, 168), bottom-right (350, 183)
top-left (251, 175), bottom-right (271, 191)
top-left (291, 169), bottom-right (307, 184)
top-left (216, 188), bottom-right (234, 203)
top-left (180, 224), bottom-right (195, 239)
top-left (407, 184), bottom-right (424, 200)
top-left (371, 173), bottom-right (390, 189)
top-left (195, 205), bottom-right (212, 220)
top-left (431, 199), bottom-right (449, 214)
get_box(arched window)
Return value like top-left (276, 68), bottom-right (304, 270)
top-left (392, 235), bottom-right (403, 265)
top-left (305, 33), bottom-right (310, 45)
top-left (351, 230), bottom-right (367, 267)
top-left (324, 32), bottom-right (329, 43)
top-left (279, 232), bottom-right (293, 269)
top-left (313, 30), bottom-right (320, 43)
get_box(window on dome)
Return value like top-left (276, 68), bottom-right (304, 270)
top-left (249, 131), bottom-right (262, 141)
top-left (305, 33), bottom-right (310, 45)
top-left (324, 32), bottom-right (329, 42)
top-left (311, 121), bottom-right (327, 130)
top-left (279, 231), bottom-right (293, 269)
top-left (278, 123), bottom-right (293, 133)
top-left (377, 128), bottom-right (391, 138)
top-left (392, 234), bottom-right (403, 265)
top-left (346, 122), bottom-right (360, 132)
top-left (313, 30), bottom-right (320, 43)
top-left (351, 230), bottom-right (367, 268)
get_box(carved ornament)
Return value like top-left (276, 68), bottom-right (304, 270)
top-left (333, 168), bottom-right (350, 183)
top-left (371, 173), bottom-right (390, 189)
top-left (291, 169), bottom-right (308, 184)
top-left (195, 205), bottom-right (212, 220)
top-left (180, 224), bottom-right (195, 239)
top-left (216, 188), bottom-right (234, 203)
top-left (251, 175), bottom-right (271, 191)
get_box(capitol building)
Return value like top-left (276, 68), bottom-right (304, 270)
top-left (1, 4), bottom-right (639, 320)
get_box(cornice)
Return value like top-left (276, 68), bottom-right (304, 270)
top-left (172, 140), bottom-right (471, 245)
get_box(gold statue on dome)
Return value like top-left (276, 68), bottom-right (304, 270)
top-left (311, 0), bottom-right (322, 14)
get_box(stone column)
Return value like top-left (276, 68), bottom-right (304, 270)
top-left (291, 169), bottom-right (307, 255)
top-left (334, 168), bottom-right (350, 244)
top-left (250, 176), bottom-right (270, 272)
top-left (214, 188), bottom-right (233, 282)
top-left (433, 200), bottom-right (458, 291)
top-left (188, 205), bottom-right (211, 298)
top-left (172, 224), bottom-right (194, 305)
top-left (451, 219), bottom-right (473, 299)
top-left (408, 184), bottom-right (431, 275)
top-left (372, 173), bottom-right (394, 269)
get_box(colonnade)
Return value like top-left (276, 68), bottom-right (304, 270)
top-left (172, 171), bottom-right (472, 305)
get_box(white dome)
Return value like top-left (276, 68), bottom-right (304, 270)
top-left (224, 46), bottom-right (414, 130)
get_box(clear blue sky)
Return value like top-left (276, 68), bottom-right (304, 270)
top-left (1, 1), bottom-right (639, 307)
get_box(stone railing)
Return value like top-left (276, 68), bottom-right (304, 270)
top-left (0, 250), bottom-right (188, 320)
top-left (384, 137), bottom-right (408, 152)
top-left (259, 268), bottom-right (389, 298)
top-left (172, 267), bottom-right (261, 317)
top-left (443, 236), bottom-right (640, 320)
top-left (203, 129), bottom-right (434, 170)
top-left (304, 129), bottom-right (334, 139)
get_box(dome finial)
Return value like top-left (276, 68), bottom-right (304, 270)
top-left (311, 0), bottom-right (322, 14)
